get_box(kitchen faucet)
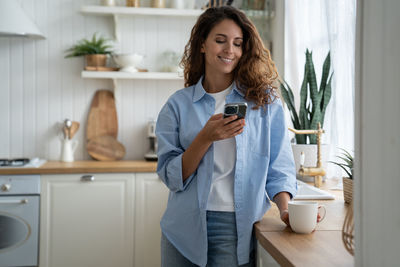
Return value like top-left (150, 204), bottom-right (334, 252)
top-left (289, 123), bottom-right (326, 188)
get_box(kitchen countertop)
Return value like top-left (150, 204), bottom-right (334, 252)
top-left (0, 160), bottom-right (157, 174)
top-left (254, 180), bottom-right (354, 267)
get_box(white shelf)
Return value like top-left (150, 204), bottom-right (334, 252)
top-left (81, 6), bottom-right (202, 40)
top-left (81, 5), bottom-right (203, 17)
top-left (81, 71), bottom-right (183, 80)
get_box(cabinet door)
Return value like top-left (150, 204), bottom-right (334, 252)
top-left (256, 240), bottom-right (280, 267)
top-left (134, 173), bottom-right (169, 267)
top-left (40, 173), bottom-right (134, 267)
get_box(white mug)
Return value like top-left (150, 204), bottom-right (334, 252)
top-left (61, 139), bottom-right (78, 162)
top-left (288, 201), bottom-right (326, 234)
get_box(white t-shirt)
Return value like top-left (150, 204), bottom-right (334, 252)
top-left (206, 84), bottom-right (236, 212)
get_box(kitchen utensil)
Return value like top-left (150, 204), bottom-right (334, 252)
top-left (87, 90), bottom-right (118, 141)
top-left (61, 139), bottom-right (78, 162)
top-left (64, 119), bottom-right (72, 139)
top-left (69, 121), bottom-right (80, 139)
top-left (62, 126), bottom-right (69, 140)
top-left (113, 53), bottom-right (144, 73)
top-left (87, 135), bottom-right (126, 161)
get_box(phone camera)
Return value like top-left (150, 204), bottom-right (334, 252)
top-left (225, 106), bottom-right (238, 115)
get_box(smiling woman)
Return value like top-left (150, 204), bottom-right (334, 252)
top-left (156, 6), bottom-right (297, 267)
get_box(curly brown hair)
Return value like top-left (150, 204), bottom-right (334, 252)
top-left (181, 6), bottom-right (279, 109)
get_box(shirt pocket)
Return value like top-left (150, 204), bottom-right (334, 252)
top-left (246, 111), bottom-right (269, 156)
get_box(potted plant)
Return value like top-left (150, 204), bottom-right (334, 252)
top-left (330, 149), bottom-right (353, 203)
top-left (280, 49), bottom-right (333, 180)
top-left (65, 33), bottom-right (113, 68)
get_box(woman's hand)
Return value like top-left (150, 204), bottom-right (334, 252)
top-left (200, 113), bottom-right (245, 142)
top-left (280, 209), bottom-right (323, 228)
top-left (280, 209), bottom-right (290, 226)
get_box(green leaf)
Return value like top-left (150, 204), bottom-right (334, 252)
top-left (280, 81), bottom-right (301, 129)
top-left (64, 33), bottom-right (113, 58)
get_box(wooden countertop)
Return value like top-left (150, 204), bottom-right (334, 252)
top-left (0, 160), bottom-right (157, 174)
top-left (254, 180), bottom-right (354, 267)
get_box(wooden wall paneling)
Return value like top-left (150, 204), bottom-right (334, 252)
top-left (47, 0), bottom-right (63, 160)
top-left (0, 39), bottom-right (10, 157)
top-left (10, 39), bottom-right (24, 158)
top-left (35, 0), bottom-right (49, 160)
top-left (71, 0), bottom-right (86, 160)
top-left (21, 0), bottom-right (36, 158)
top-left (144, 17), bottom-right (158, 71)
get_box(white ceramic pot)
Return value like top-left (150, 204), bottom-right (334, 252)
top-left (291, 144), bottom-right (330, 182)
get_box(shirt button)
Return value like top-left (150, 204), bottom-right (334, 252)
top-left (235, 204), bottom-right (240, 209)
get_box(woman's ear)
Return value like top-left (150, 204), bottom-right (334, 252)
top-left (200, 43), bottom-right (205, 53)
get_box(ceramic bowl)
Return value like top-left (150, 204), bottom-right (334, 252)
top-left (113, 53), bottom-right (144, 73)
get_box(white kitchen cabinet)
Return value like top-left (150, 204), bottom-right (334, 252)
top-left (134, 173), bottom-right (169, 267)
top-left (256, 240), bottom-right (280, 267)
top-left (39, 173), bottom-right (135, 267)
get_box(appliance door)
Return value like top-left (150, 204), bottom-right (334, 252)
top-left (0, 195), bottom-right (39, 267)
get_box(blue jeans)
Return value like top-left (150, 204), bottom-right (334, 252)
top-left (161, 211), bottom-right (255, 267)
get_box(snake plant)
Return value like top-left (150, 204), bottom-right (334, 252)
top-left (280, 49), bottom-right (333, 144)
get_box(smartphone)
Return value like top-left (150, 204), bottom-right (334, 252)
top-left (223, 102), bottom-right (247, 120)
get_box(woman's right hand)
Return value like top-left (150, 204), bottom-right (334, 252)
top-left (200, 113), bottom-right (245, 142)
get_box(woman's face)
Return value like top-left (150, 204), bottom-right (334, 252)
top-left (201, 19), bottom-right (243, 76)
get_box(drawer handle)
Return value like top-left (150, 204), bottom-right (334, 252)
top-left (0, 199), bottom-right (28, 204)
top-left (81, 175), bottom-right (95, 182)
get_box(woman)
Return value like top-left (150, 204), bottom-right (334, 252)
top-left (156, 6), bottom-right (296, 267)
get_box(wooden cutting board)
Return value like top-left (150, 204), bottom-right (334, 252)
top-left (87, 90), bottom-right (118, 141)
top-left (87, 135), bottom-right (126, 161)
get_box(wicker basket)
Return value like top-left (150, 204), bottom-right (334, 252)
top-left (342, 177), bottom-right (353, 204)
top-left (342, 201), bottom-right (354, 255)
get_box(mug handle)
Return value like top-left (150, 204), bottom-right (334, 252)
top-left (318, 205), bottom-right (327, 223)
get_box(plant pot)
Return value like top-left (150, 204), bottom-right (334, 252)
top-left (342, 177), bottom-right (353, 204)
top-left (291, 144), bottom-right (330, 182)
top-left (85, 54), bottom-right (107, 67)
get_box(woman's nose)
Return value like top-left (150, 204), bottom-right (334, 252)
top-left (224, 43), bottom-right (234, 53)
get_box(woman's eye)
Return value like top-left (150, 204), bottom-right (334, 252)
top-left (234, 43), bottom-right (242, 47)
top-left (216, 40), bottom-right (225, 44)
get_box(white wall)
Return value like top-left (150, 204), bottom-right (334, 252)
top-left (0, 0), bottom-right (193, 160)
top-left (355, 0), bottom-right (400, 265)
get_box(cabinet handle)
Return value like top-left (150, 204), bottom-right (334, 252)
top-left (0, 199), bottom-right (28, 204)
top-left (81, 175), bottom-right (95, 182)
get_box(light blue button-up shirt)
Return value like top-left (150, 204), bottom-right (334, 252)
top-left (156, 77), bottom-right (297, 266)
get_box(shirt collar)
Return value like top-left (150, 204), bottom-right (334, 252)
top-left (192, 76), bottom-right (245, 102)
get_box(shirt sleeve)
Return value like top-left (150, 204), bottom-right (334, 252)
top-left (156, 101), bottom-right (196, 192)
top-left (265, 98), bottom-right (297, 200)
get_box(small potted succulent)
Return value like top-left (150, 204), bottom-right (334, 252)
top-left (330, 149), bottom-right (353, 203)
top-left (65, 33), bottom-right (113, 68)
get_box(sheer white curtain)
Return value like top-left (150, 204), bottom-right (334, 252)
top-left (284, 0), bottom-right (356, 178)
